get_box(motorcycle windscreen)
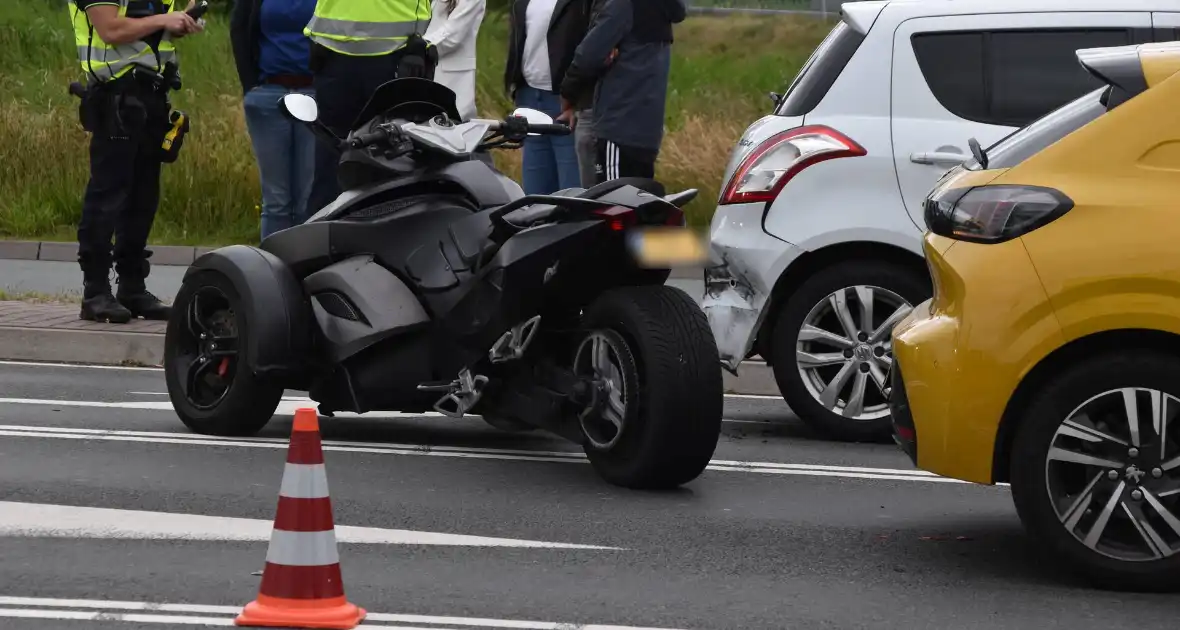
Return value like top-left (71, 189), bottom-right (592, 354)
top-left (351, 77), bottom-right (463, 129)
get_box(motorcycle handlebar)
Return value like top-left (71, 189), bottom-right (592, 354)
top-left (343, 117), bottom-right (570, 152)
top-left (526, 123), bottom-right (572, 136)
top-left (348, 127), bottom-right (390, 149)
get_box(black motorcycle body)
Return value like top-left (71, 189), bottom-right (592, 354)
top-left (164, 78), bottom-right (723, 489)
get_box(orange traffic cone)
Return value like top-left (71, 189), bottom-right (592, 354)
top-left (235, 408), bottom-right (366, 629)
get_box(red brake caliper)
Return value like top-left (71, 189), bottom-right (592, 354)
top-left (217, 357), bottom-right (230, 378)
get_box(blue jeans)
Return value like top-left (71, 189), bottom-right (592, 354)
top-left (514, 85), bottom-right (580, 194)
top-left (243, 83), bottom-right (317, 240)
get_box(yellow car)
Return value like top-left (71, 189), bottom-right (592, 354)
top-left (889, 40), bottom-right (1180, 591)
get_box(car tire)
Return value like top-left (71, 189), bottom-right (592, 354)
top-left (576, 286), bottom-right (724, 489)
top-left (1009, 351), bottom-right (1180, 592)
top-left (165, 269), bottom-right (283, 437)
top-left (770, 259), bottom-right (929, 442)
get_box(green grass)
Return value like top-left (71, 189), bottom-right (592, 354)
top-left (0, 2), bottom-right (831, 244)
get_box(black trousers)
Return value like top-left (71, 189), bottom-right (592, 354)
top-left (307, 45), bottom-right (435, 213)
top-left (594, 138), bottom-right (658, 184)
top-left (77, 79), bottom-right (170, 284)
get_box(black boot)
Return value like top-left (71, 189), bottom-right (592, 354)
top-left (79, 254), bottom-right (132, 324)
top-left (115, 251), bottom-right (172, 321)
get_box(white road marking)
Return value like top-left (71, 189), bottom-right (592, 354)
top-left (0, 502), bottom-right (620, 550)
top-left (722, 393), bottom-right (782, 400)
top-left (0, 397), bottom-right (433, 420)
top-left (130, 392), bottom-right (311, 404)
top-left (0, 424), bottom-right (971, 484)
top-left (0, 359), bottom-right (163, 372)
top-left (0, 358), bottom-right (788, 403)
top-left (0, 596), bottom-right (684, 629)
top-left (3, 394), bottom-right (785, 427)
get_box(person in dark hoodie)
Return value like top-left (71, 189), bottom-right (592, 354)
top-left (557, 0), bottom-right (685, 183)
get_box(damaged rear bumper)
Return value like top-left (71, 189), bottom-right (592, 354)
top-left (703, 267), bottom-right (768, 372)
top-left (701, 203), bottom-right (804, 372)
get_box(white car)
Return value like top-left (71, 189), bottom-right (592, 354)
top-left (703, 0), bottom-right (1180, 442)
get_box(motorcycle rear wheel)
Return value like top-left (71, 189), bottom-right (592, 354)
top-left (576, 285), bottom-right (723, 489)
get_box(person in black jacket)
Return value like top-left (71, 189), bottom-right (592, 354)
top-left (504, 0), bottom-right (592, 194)
top-left (559, 0), bottom-right (685, 183)
top-left (230, 0), bottom-right (318, 240)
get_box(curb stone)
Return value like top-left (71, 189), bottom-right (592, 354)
top-left (0, 240), bottom-right (219, 267)
top-left (0, 326), bottom-right (164, 367)
top-left (0, 240), bottom-right (702, 279)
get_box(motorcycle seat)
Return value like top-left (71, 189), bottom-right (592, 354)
top-left (578, 177), bottom-right (666, 199)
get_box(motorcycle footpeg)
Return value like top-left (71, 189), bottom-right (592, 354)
top-left (432, 378), bottom-right (488, 418)
top-left (424, 369), bottom-right (489, 418)
top-left (488, 315), bottom-right (541, 363)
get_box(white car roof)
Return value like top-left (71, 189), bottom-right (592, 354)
top-left (844, 0), bottom-right (1177, 34)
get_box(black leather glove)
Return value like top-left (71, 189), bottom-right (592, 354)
top-left (397, 54), bottom-right (427, 78)
top-left (395, 34), bottom-right (437, 79)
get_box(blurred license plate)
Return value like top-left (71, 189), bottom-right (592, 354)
top-left (628, 227), bottom-right (708, 268)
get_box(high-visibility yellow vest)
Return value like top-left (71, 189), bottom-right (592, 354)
top-left (69, 0), bottom-right (178, 82)
top-left (304, 0), bottom-right (432, 57)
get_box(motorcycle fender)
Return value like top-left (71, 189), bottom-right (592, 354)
top-left (185, 245), bottom-right (313, 376)
top-left (304, 255), bottom-right (431, 362)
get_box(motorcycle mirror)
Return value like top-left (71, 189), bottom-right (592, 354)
top-left (510, 107), bottom-right (554, 126)
top-left (279, 94), bottom-right (320, 123)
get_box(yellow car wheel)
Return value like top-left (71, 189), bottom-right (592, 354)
top-left (1009, 351), bottom-right (1180, 592)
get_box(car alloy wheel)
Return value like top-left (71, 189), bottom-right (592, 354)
top-left (574, 330), bottom-right (632, 450)
top-left (1047, 387), bottom-right (1180, 561)
top-left (175, 286), bottom-right (240, 411)
top-left (795, 285), bottom-right (913, 420)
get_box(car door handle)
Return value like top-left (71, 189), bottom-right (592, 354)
top-left (910, 151), bottom-right (966, 166)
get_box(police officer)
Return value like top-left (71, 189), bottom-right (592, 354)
top-left (303, 0), bottom-right (437, 213)
top-left (69, 0), bottom-right (204, 323)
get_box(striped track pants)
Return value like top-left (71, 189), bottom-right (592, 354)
top-left (594, 138), bottom-right (658, 183)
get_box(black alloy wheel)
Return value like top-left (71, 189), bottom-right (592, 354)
top-left (165, 270), bottom-right (282, 436)
top-left (1011, 352), bottom-right (1180, 592)
top-left (176, 285), bottom-right (239, 410)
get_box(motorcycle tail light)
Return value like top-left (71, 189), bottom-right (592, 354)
top-left (593, 206), bottom-right (637, 231)
top-left (925, 185), bottom-right (1074, 244)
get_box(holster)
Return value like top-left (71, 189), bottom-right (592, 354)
top-left (158, 109), bottom-right (190, 163)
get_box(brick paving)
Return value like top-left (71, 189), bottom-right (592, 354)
top-left (0, 301), bottom-right (165, 334)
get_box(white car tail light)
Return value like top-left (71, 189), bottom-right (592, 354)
top-left (719, 125), bottom-right (866, 205)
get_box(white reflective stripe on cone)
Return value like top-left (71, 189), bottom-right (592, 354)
top-left (278, 463), bottom-right (330, 499)
top-left (265, 530), bottom-right (341, 566)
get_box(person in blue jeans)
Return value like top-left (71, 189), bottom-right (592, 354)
top-left (505, 0), bottom-right (591, 194)
top-left (231, 0), bottom-right (318, 240)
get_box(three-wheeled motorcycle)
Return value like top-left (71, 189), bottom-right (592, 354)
top-left (163, 78), bottom-right (723, 488)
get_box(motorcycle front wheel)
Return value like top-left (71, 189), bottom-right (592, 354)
top-left (164, 269), bottom-right (283, 436)
top-left (575, 285), bottom-right (724, 489)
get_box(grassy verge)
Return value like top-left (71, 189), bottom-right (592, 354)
top-left (0, 2), bottom-right (830, 244)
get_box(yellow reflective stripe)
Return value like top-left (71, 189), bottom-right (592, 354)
top-left (304, 15), bottom-right (423, 39)
top-left (307, 34), bottom-right (415, 56)
top-left (75, 43), bottom-right (169, 78)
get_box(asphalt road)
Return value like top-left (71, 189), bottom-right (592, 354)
top-left (0, 360), bottom-right (1174, 630)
